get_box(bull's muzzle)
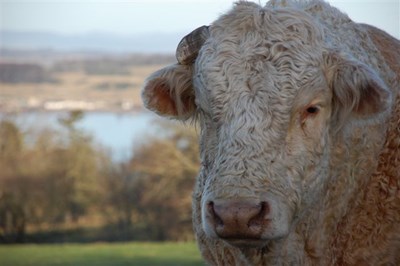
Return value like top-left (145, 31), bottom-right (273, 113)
top-left (204, 199), bottom-right (272, 248)
top-left (202, 193), bottom-right (292, 248)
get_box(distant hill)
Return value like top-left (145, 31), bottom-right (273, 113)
top-left (0, 30), bottom-right (184, 53)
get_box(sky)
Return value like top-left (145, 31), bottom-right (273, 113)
top-left (1, 0), bottom-right (399, 39)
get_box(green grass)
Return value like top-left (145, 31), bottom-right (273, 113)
top-left (0, 242), bottom-right (204, 266)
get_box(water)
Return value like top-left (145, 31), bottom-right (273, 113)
top-left (1, 110), bottom-right (162, 162)
top-left (76, 111), bottom-right (160, 161)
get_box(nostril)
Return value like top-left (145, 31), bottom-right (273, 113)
top-left (260, 201), bottom-right (270, 216)
top-left (207, 201), bottom-right (223, 227)
top-left (248, 201), bottom-right (270, 228)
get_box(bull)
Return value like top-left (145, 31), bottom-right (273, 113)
top-left (142, 0), bottom-right (400, 264)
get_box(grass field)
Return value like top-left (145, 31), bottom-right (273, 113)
top-left (0, 242), bottom-right (204, 266)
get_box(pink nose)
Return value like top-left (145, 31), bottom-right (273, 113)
top-left (207, 200), bottom-right (270, 240)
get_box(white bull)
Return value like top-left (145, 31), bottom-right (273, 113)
top-left (142, 0), bottom-right (400, 264)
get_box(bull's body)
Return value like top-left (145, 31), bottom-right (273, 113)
top-left (143, 0), bottom-right (400, 265)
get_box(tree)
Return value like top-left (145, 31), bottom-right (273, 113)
top-left (58, 110), bottom-right (102, 221)
top-left (0, 113), bottom-right (107, 243)
top-left (0, 120), bottom-right (23, 171)
top-left (128, 122), bottom-right (200, 240)
top-left (100, 121), bottom-right (199, 241)
top-left (0, 120), bottom-right (26, 242)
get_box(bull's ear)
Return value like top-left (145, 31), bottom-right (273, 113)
top-left (324, 51), bottom-right (392, 128)
top-left (142, 64), bottom-right (196, 120)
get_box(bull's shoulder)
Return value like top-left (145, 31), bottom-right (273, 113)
top-left (361, 23), bottom-right (400, 80)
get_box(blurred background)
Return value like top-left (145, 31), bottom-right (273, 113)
top-left (0, 0), bottom-right (398, 265)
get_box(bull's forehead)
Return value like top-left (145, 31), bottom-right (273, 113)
top-left (208, 2), bottom-right (324, 45)
top-left (194, 3), bottom-right (325, 123)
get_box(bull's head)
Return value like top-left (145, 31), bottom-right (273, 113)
top-left (142, 2), bottom-right (391, 249)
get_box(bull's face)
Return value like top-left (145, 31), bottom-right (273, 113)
top-left (142, 3), bottom-right (391, 249)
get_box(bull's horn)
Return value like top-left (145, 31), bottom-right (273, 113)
top-left (176, 25), bottom-right (209, 65)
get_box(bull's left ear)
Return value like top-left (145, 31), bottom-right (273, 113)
top-left (142, 63), bottom-right (196, 120)
top-left (324, 51), bottom-right (392, 126)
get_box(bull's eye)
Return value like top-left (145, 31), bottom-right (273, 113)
top-left (306, 106), bottom-right (319, 114)
top-left (301, 105), bottom-right (320, 124)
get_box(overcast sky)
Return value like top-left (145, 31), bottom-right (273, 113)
top-left (1, 0), bottom-right (399, 38)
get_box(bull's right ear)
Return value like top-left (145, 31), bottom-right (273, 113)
top-left (142, 64), bottom-right (196, 120)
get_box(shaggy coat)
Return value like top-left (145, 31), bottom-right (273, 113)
top-left (142, 0), bottom-right (400, 265)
